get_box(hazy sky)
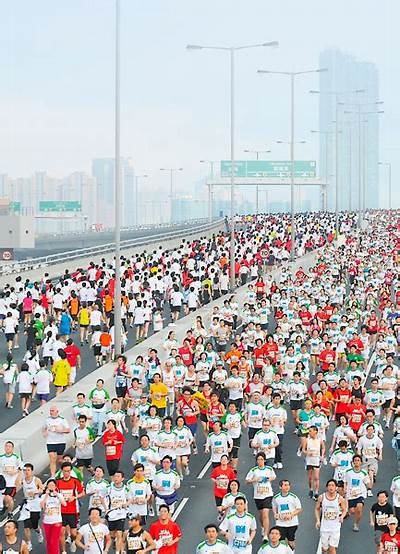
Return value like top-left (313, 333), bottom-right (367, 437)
top-left (1, 0), bottom-right (398, 203)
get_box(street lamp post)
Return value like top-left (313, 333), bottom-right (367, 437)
top-left (114, 0), bottom-right (122, 358)
top-left (243, 149), bottom-right (271, 215)
top-left (259, 69), bottom-right (326, 262)
top-left (200, 160), bottom-right (216, 222)
top-left (309, 89), bottom-right (364, 237)
top-left (160, 168), bottom-right (183, 223)
top-left (344, 102), bottom-right (384, 227)
top-left (188, 40), bottom-right (279, 290)
top-left (310, 129), bottom-right (335, 211)
top-left (379, 161), bottom-right (392, 210)
top-left (135, 174), bottom-right (148, 225)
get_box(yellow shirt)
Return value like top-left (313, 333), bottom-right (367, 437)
top-left (149, 382), bottom-right (169, 409)
top-left (52, 359), bottom-right (71, 387)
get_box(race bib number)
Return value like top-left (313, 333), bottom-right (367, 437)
top-left (106, 445), bottom-right (116, 456)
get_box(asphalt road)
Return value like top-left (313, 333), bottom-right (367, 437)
top-left (0, 256), bottom-right (396, 552)
top-left (15, 221), bottom-right (212, 260)
top-left (20, 358), bottom-right (395, 554)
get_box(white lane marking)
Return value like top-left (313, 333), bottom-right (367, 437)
top-left (172, 497), bottom-right (189, 521)
top-left (197, 459), bottom-right (211, 479)
top-left (316, 350), bottom-right (376, 553)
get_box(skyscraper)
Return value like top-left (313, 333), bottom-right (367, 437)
top-left (91, 158), bottom-right (136, 228)
top-left (318, 49), bottom-right (380, 211)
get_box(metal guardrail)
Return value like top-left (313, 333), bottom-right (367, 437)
top-left (0, 219), bottom-right (224, 276)
top-left (35, 218), bottom-right (213, 240)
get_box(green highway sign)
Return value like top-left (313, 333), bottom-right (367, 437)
top-left (39, 201), bottom-right (82, 213)
top-left (9, 202), bottom-right (21, 213)
top-left (220, 160), bottom-right (316, 178)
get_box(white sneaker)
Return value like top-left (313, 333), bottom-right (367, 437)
top-left (367, 489), bottom-right (373, 497)
top-left (37, 529), bottom-right (44, 543)
top-left (273, 463), bottom-right (278, 469)
top-left (148, 505), bottom-right (155, 517)
top-left (277, 462), bottom-right (283, 469)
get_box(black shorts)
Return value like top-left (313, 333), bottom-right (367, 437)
top-left (61, 513), bottom-right (78, 528)
top-left (76, 458), bottom-right (92, 468)
top-left (24, 511), bottom-right (41, 530)
top-left (115, 386), bottom-right (127, 398)
top-left (5, 333), bottom-right (14, 342)
top-left (306, 464), bottom-right (320, 471)
top-left (383, 399), bottom-right (393, 410)
top-left (290, 399), bottom-right (304, 411)
top-left (4, 487), bottom-right (16, 498)
top-left (93, 345), bottom-right (101, 356)
top-left (47, 443), bottom-right (66, 456)
top-left (200, 413), bottom-right (208, 423)
top-left (107, 518), bottom-right (125, 532)
top-left (19, 393), bottom-right (31, 399)
top-left (248, 428), bottom-right (259, 442)
top-left (215, 496), bottom-right (223, 507)
top-left (348, 497), bottom-right (364, 509)
top-left (276, 525), bottom-right (298, 542)
top-left (255, 497), bottom-right (272, 510)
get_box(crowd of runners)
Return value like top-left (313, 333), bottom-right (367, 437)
top-left (0, 210), bottom-right (398, 553)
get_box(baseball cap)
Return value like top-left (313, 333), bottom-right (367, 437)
top-left (387, 516), bottom-right (398, 525)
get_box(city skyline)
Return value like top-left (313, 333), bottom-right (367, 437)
top-left (1, 0), bottom-right (398, 210)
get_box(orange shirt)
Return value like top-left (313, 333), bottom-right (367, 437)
top-left (104, 295), bottom-right (113, 313)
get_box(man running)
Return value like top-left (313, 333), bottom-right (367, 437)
top-left (315, 479), bottom-right (347, 554)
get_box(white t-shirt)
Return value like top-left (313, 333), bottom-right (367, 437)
top-left (44, 416), bottom-right (70, 444)
top-left (78, 522), bottom-right (110, 554)
top-left (34, 369), bottom-right (53, 394)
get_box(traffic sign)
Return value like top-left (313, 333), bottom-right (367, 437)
top-left (39, 201), bottom-right (82, 213)
top-left (9, 202), bottom-right (21, 214)
top-left (0, 249), bottom-right (14, 261)
top-left (220, 160), bottom-right (316, 179)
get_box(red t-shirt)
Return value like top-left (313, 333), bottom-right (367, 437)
top-left (253, 347), bottom-right (266, 368)
top-left (380, 531), bottom-right (400, 553)
top-left (210, 465), bottom-right (237, 498)
top-left (264, 343), bottom-right (278, 363)
top-left (55, 477), bottom-right (83, 514)
top-left (178, 346), bottom-right (193, 367)
top-left (334, 388), bottom-right (352, 414)
top-left (319, 349), bottom-right (336, 371)
top-left (346, 403), bottom-right (366, 432)
top-left (149, 520), bottom-right (182, 553)
top-left (102, 430), bottom-right (126, 460)
top-left (64, 344), bottom-right (80, 367)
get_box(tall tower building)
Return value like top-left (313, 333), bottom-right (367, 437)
top-left (92, 158), bottom-right (136, 228)
top-left (318, 50), bottom-right (380, 211)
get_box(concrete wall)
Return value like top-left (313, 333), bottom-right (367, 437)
top-left (0, 249), bottom-right (318, 472)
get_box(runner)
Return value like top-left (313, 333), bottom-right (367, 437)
top-left (315, 479), bottom-right (347, 554)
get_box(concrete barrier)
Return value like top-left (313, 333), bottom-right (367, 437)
top-left (0, 249), bottom-right (318, 472)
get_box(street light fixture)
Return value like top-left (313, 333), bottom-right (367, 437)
top-left (160, 168), bottom-right (183, 223)
top-left (188, 40), bottom-right (279, 290)
top-left (114, 0), bottom-right (122, 357)
top-left (258, 68), bottom-right (327, 262)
